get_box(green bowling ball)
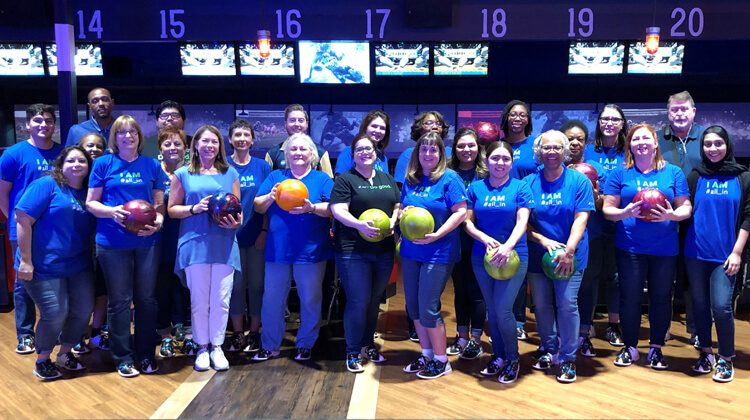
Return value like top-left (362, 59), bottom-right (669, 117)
top-left (542, 248), bottom-right (577, 281)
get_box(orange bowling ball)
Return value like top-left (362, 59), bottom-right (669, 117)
top-left (275, 179), bottom-right (309, 211)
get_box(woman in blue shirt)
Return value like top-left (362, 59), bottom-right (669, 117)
top-left (526, 130), bottom-right (594, 383)
top-left (685, 126), bottom-right (750, 382)
top-left (603, 123), bottom-right (692, 370)
top-left (253, 133), bottom-right (334, 362)
top-left (335, 110), bottom-right (391, 176)
top-left (400, 132), bottom-right (467, 380)
top-left (16, 146), bottom-right (96, 379)
top-left (464, 140), bottom-right (534, 384)
top-left (86, 115), bottom-right (167, 378)
top-left (394, 110), bottom-right (451, 184)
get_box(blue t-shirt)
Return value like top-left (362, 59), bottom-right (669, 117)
top-left (400, 169), bottom-right (467, 264)
top-left (603, 163), bottom-right (689, 256)
top-left (334, 145), bottom-right (389, 175)
top-left (525, 168), bottom-right (596, 273)
top-left (89, 154), bottom-right (168, 248)
top-left (257, 169), bottom-right (334, 264)
top-left (509, 137), bottom-right (540, 180)
top-left (14, 177), bottom-right (96, 280)
top-left (685, 175), bottom-right (741, 263)
top-left (467, 177), bottom-right (535, 261)
top-left (0, 140), bottom-right (64, 241)
top-left (229, 156), bottom-right (272, 248)
top-left (65, 117), bottom-right (113, 147)
top-left (584, 144), bottom-right (625, 173)
top-left (394, 146), bottom-right (453, 184)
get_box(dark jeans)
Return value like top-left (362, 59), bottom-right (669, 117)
top-left (616, 249), bottom-right (676, 348)
top-left (11, 241), bottom-right (36, 338)
top-left (155, 263), bottom-right (191, 335)
top-left (512, 277), bottom-right (527, 328)
top-left (452, 250), bottom-right (486, 337)
top-left (335, 252), bottom-right (394, 355)
top-left (97, 243), bottom-right (161, 366)
top-left (685, 257), bottom-right (736, 358)
top-left (579, 235), bottom-right (618, 328)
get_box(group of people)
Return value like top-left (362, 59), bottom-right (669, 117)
top-left (4, 89), bottom-right (745, 386)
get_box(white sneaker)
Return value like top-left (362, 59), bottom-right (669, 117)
top-left (195, 347), bottom-right (210, 371)
top-left (210, 347), bottom-right (229, 371)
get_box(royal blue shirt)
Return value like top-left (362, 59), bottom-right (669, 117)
top-left (335, 145), bottom-right (389, 175)
top-left (400, 169), bottom-right (467, 264)
top-left (603, 163), bottom-right (689, 256)
top-left (685, 175), bottom-right (741, 263)
top-left (509, 137), bottom-right (541, 180)
top-left (394, 146), bottom-right (453, 184)
top-left (0, 140), bottom-right (64, 241)
top-left (65, 117), bottom-right (113, 147)
top-left (525, 168), bottom-right (595, 273)
top-left (229, 156), bottom-right (272, 248)
top-left (89, 154), bottom-right (168, 248)
top-left (257, 169), bottom-right (334, 264)
top-left (467, 177), bottom-right (535, 261)
top-left (584, 144), bottom-right (625, 173)
top-left (14, 177), bottom-right (96, 280)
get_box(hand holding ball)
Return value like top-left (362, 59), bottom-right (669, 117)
top-left (484, 248), bottom-right (520, 280)
top-left (632, 188), bottom-right (668, 222)
top-left (358, 208), bottom-right (391, 242)
top-left (275, 179), bottom-right (309, 211)
top-left (207, 193), bottom-right (242, 225)
top-left (542, 248), bottom-right (577, 281)
top-left (122, 199), bottom-right (157, 234)
top-left (400, 207), bottom-right (435, 242)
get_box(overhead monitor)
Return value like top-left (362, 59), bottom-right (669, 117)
top-left (374, 42), bottom-right (429, 76)
top-left (46, 43), bottom-right (103, 76)
top-left (432, 42), bottom-right (488, 76)
top-left (0, 43), bottom-right (44, 76)
top-left (568, 41), bottom-right (625, 74)
top-left (627, 41), bottom-right (684, 74)
top-left (239, 42), bottom-right (295, 77)
top-left (179, 42), bottom-right (236, 76)
top-left (298, 41), bottom-right (370, 84)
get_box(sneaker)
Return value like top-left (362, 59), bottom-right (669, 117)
top-left (488, 335), bottom-right (493, 343)
top-left (556, 361), bottom-right (577, 383)
top-left (16, 335), bottom-right (35, 354)
top-left (459, 340), bottom-right (484, 360)
top-left (159, 338), bottom-right (176, 358)
top-left (690, 334), bottom-right (702, 349)
top-left (606, 324), bottom-right (624, 347)
top-left (173, 324), bottom-right (187, 342)
top-left (347, 353), bottom-right (365, 373)
top-left (361, 345), bottom-right (386, 363)
top-left (90, 333), bottom-right (110, 351)
top-left (692, 352), bottom-right (716, 374)
top-left (446, 335), bottom-right (466, 356)
top-left (408, 324), bottom-right (419, 342)
top-left (480, 356), bottom-right (504, 376)
top-left (532, 352), bottom-right (556, 370)
top-left (713, 359), bottom-right (734, 383)
top-left (516, 327), bottom-right (528, 341)
top-left (34, 359), bottom-right (62, 380)
top-left (117, 362), bottom-right (140, 378)
top-left (194, 348), bottom-right (210, 371)
top-left (210, 347), bottom-right (229, 371)
top-left (498, 360), bottom-right (520, 384)
top-left (647, 347), bottom-right (668, 370)
top-left (55, 352), bottom-right (85, 371)
top-left (403, 355), bottom-right (429, 373)
top-left (72, 335), bottom-right (90, 355)
top-left (578, 336), bottom-right (596, 357)
top-left (613, 346), bottom-right (639, 367)
top-left (295, 347), bottom-right (312, 361)
top-left (140, 358), bottom-right (159, 374)
top-left (182, 338), bottom-right (200, 355)
top-left (417, 359), bottom-right (452, 379)
top-left (226, 332), bottom-right (246, 353)
top-left (243, 332), bottom-right (261, 353)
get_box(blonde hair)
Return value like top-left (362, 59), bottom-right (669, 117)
top-left (405, 132), bottom-right (447, 185)
top-left (284, 133), bottom-right (320, 170)
top-left (108, 115), bottom-right (145, 154)
top-left (188, 125), bottom-right (230, 174)
top-left (623, 123), bottom-right (666, 170)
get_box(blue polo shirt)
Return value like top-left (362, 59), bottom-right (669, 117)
top-left (657, 123), bottom-right (706, 176)
top-left (66, 117), bottom-right (113, 147)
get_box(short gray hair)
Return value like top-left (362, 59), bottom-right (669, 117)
top-left (533, 130), bottom-right (571, 164)
top-left (284, 133), bottom-right (320, 170)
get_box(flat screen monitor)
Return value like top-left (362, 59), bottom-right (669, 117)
top-left (298, 41), bottom-right (370, 84)
top-left (46, 43), bottom-right (103, 76)
top-left (627, 41), bottom-right (684, 74)
top-left (239, 43), bottom-right (295, 77)
top-left (179, 42), bottom-right (236, 76)
top-left (433, 42), bottom-right (488, 76)
top-left (568, 41), bottom-right (625, 74)
top-left (374, 42), bottom-right (429, 76)
top-left (0, 43), bottom-right (44, 76)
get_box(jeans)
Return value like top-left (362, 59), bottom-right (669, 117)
top-left (22, 271), bottom-right (94, 356)
top-left (229, 247), bottom-right (265, 317)
top-left (527, 270), bottom-right (584, 363)
top-left (401, 258), bottom-right (453, 328)
top-left (97, 243), bottom-right (161, 366)
top-left (336, 252), bottom-right (394, 355)
top-left (452, 250), bottom-right (486, 337)
top-left (261, 261), bottom-right (326, 352)
top-left (579, 235), bottom-right (618, 329)
top-left (155, 263), bottom-right (191, 335)
top-left (685, 257), bottom-right (735, 358)
top-left (616, 250), bottom-right (676, 348)
top-left (11, 241), bottom-right (36, 338)
top-left (185, 264), bottom-right (234, 346)
top-left (472, 255), bottom-right (527, 361)
top-left (512, 277), bottom-right (527, 328)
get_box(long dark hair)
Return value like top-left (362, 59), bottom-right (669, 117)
top-left (49, 145), bottom-right (93, 188)
top-left (500, 100), bottom-right (533, 138)
top-left (594, 104), bottom-right (628, 154)
top-left (448, 127), bottom-right (488, 179)
top-left (358, 110), bottom-right (391, 152)
top-left (410, 111), bottom-right (449, 141)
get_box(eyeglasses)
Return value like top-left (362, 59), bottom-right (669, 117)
top-left (423, 120), bottom-right (442, 128)
top-left (508, 112), bottom-right (528, 120)
top-left (541, 145), bottom-right (564, 152)
top-left (354, 146), bottom-right (375, 154)
top-left (600, 116), bottom-right (623, 124)
top-left (159, 113), bottom-right (182, 121)
top-left (116, 129), bottom-right (139, 137)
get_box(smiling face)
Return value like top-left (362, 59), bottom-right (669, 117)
top-left (285, 110), bottom-right (308, 136)
top-left (26, 112), bottom-right (55, 142)
top-left (80, 134), bottom-right (105, 160)
top-left (454, 134), bottom-right (479, 165)
top-left (365, 117), bottom-right (387, 143)
top-left (87, 89), bottom-right (114, 120)
top-left (486, 145), bottom-right (513, 181)
top-left (420, 113), bottom-right (443, 136)
top-left (703, 133), bottom-right (727, 163)
top-left (160, 134), bottom-right (186, 166)
top-left (115, 124), bottom-right (140, 156)
top-left (230, 127), bottom-right (254, 152)
top-left (540, 136), bottom-right (565, 170)
top-left (629, 127), bottom-right (658, 161)
top-left (353, 138), bottom-right (376, 168)
top-left (156, 107), bottom-right (185, 130)
top-left (598, 107), bottom-right (624, 139)
top-left (418, 142), bottom-right (440, 174)
top-left (62, 149), bottom-right (89, 184)
top-left (287, 137), bottom-right (312, 168)
top-left (564, 126), bottom-right (586, 162)
top-left (195, 130), bottom-right (220, 161)
top-left (507, 105), bottom-right (529, 135)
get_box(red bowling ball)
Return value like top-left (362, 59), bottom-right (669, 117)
top-left (122, 199), bottom-right (157, 234)
top-left (474, 121), bottom-right (500, 146)
top-left (208, 192), bottom-right (242, 225)
top-left (568, 162), bottom-right (599, 185)
top-left (633, 188), bottom-right (668, 222)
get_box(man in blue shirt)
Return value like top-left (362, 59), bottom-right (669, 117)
top-left (657, 91), bottom-right (705, 176)
top-left (65, 87), bottom-right (115, 147)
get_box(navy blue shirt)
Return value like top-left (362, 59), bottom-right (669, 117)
top-left (66, 117), bottom-right (113, 147)
top-left (658, 123), bottom-right (706, 176)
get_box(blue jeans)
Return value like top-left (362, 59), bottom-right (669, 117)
top-left (685, 257), bottom-right (735, 358)
top-left (472, 254), bottom-right (527, 361)
top-left (11, 241), bottom-right (36, 338)
top-left (260, 261), bottom-right (326, 352)
top-left (336, 252), bottom-right (394, 355)
top-left (229, 247), bottom-right (265, 317)
top-left (527, 270), bottom-right (584, 363)
top-left (616, 250), bottom-right (675, 348)
top-left (97, 244), bottom-right (161, 366)
top-left (401, 258), bottom-right (453, 328)
top-left (452, 250), bottom-right (486, 337)
top-left (578, 235), bottom-right (618, 329)
top-left (22, 271), bottom-right (94, 356)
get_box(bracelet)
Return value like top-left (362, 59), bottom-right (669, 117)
top-left (189, 204), bottom-right (196, 215)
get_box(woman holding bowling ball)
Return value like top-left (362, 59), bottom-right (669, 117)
top-left (86, 115), bottom-right (167, 378)
top-left (167, 125), bottom-right (242, 372)
top-left (602, 123), bottom-right (691, 370)
top-left (684, 126), bottom-right (750, 382)
top-left (400, 131), bottom-right (467, 379)
top-left (464, 140), bottom-right (534, 383)
top-left (335, 110), bottom-right (391, 176)
top-left (253, 133), bottom-right (334, 362)
top-left (525, 130), bottom-right (594, 383)
top-left (331, 134), bottom-right (400, 372)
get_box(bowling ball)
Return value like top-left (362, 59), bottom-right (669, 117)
top-left (633, 188), bottom-right (668, 222)
top-left (474, 121), bottom-right (500, 146)
top-left (208, 192), bottom-right (242, 225)
top-left (400, 207), bottom-right (435, 242)
top-left (568, 162), bottom-right (599, 185)
top-left (542, 248), bottom-right (577, 281)
top-left (358, 208), bottom-right (391, 242)
top-left (395, 240), bottom-right (401, 263)
top-left (484, 248), bottom-right (520, 280)
top-left (275, 179), bottom-right (309, 211)
top-left (122, 199), bottom-right (157, 234)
